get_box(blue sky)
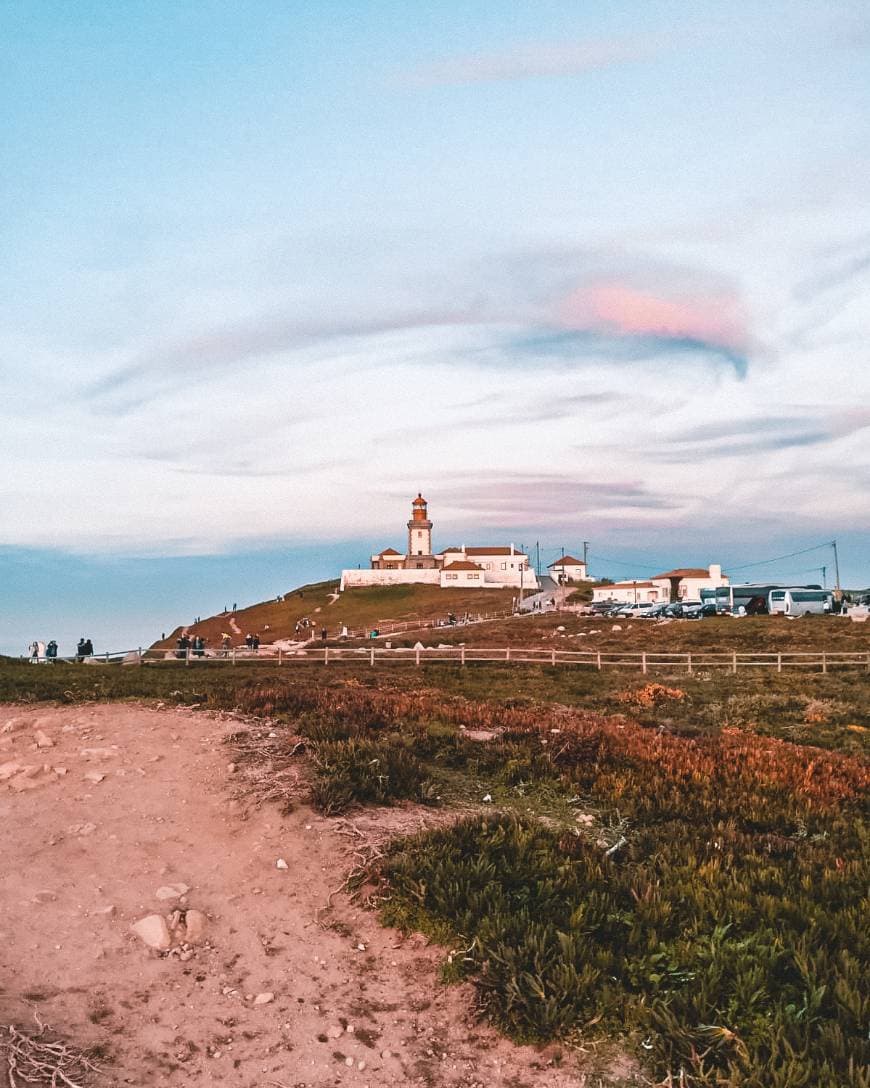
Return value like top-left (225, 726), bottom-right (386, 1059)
top-left (1, 1), bottom-right (868, 653)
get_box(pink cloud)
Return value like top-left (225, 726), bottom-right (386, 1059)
top-left (558, 283), bottom-right (747, 353)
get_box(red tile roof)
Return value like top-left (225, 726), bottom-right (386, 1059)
top-left (548, 555), bottom-right (584, 567)
top-left (378, 548), bottom-right (402, 556)
top-left (443, 560), bottom-right (483, 571)
top-left (606, 581), bottom-right (656, 589)
top-left (653, 568), bottom-right (715, 580)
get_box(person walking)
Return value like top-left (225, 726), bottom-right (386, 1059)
top-left (46, 640), bottom-right (58, 662)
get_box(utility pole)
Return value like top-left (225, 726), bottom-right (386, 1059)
top-left (536, 541), bottom-right (540, 577)
top-left (583, 540), bottom-right (589, 568)
top-left (831, 540), bottom-right (841, 597)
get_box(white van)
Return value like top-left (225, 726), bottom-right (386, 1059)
top-left (768, 589), bottom-right (832, 616)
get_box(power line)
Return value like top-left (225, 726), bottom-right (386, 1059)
top-left (725, 542), bottom-right (832, 572)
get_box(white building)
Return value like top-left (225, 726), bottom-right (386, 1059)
top-left (592, 564), bottom-right (729, 605)
top-left (340, 494), bottom-right (540, 592)
top-left (548, 554), bottom-right (593, 584)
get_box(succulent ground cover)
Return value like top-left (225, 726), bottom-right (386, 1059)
top-left (2, 661), bottom-right (867, 1085)
top-left (224, 681), bottom-right (870, 1088)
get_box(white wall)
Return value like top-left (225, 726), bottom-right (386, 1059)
top-left (340, 569), bottom-right (440, 591)
top-left (592, 584), bottom-right (665, 604)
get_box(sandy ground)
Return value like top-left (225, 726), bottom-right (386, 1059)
top-left (0, 703), bottom-right (629, 1088)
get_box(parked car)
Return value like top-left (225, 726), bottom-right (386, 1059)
top-left (665, 600), bottom-right (703, 619)
top-left (615, 602), bottom-right (655, 618)
top-left (642, 602), bottom-right (671, 619)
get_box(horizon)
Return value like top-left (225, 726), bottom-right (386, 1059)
top-left (2, 1), bottom-right (868, 652)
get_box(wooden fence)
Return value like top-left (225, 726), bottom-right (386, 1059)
top-left (140, 646), bottom-right (870, 674)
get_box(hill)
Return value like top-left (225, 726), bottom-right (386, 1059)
top-left (153, 579), bottom-right (518, 649)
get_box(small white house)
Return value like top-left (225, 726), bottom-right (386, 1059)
top-left (592, 564), bottom-right (728, 605)
top-left (548, 555), bottom-right (593, 584)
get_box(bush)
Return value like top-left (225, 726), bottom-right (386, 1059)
top-left (309, 737), bottom-right (430, 814)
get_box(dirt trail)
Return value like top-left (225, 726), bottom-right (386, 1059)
top-left (0, 703), bottom-right (615, 1087)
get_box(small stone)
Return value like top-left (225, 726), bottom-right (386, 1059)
top-left (179, 949), bottom-right (194, 961)
top-left (344, 1057), bottom-right (354, 1067)
top-left (0, 761), bottom-right (22, 781)
top-left (34, 730), bottom-right (55, 748)
top-left (227, 762), bottom-right (237, 774)
top-left (79, 747), bottom-right (115, 760)
top-left (131, 914), bottom-right (172, 951)
top-left (182, 909), bottom-right (206, 942)
top-left (356, 943), bottom-right (366, 951)
top-left (83, 771), bottom-right (105, 784)
top-left (346, 1024), bottom-right (354, 1033)
top-left (53, 766), bottom-right (68, 776)
top-left (253, 992), bottom-right (274, 1005)
top-left (328, 1025), bottom-right (343, 1040)
top-left (33, 890), bottom-right (57, 903)
top-left (94, 904), bottom-right (115, 915)
top-left (357, 1060), bottom-right (366, 1071)
top-left (482, 793), bottom-right (492, 803)
top-left (68, 822), bottom-right (97, 836)
top-left (156, 882), bottom-right (190, 900)
top-left (276, 858), bottom-right (288, 870)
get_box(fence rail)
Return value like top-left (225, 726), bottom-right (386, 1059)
top-left (132, 646), bottom-right (870, 674)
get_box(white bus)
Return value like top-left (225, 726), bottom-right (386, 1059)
top-left (768, 588), bottom-right (832, 616)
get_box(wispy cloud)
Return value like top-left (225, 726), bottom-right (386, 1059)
top-left (401, 34), bottom-right (670, 87)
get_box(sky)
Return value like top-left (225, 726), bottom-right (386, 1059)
top-left (2, 0), bottom-right (869, 654)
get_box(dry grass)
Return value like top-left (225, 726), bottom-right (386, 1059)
top-left (1, 1018), bottom-right (105, 1087)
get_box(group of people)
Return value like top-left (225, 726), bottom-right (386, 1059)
top-left (175, 634), bottom-right (207, 659)
top-left (293, 616), bottom-right (316, 638)
top-left (244, 633), bottom-right (261, 651)
top-left (28, 639), bottom-right (59, 662)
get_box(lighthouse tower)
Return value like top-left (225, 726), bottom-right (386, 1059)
top-left (407, 493), bottom-right (433, 557)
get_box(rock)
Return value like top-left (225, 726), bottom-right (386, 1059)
top-left (344, 1057), bottom-right (354, 1067)
top-left (482, 793), bottom-right (492, 803)
top-left (181, 909), bottom-right (206, 942)
top-left (83, 771), bottom-right (106, 784)
top-left (34, 731), bottom-right (55, 748)
top-left (131, 914), bottom-right (172, 951)
top-left (53, 766), bottom-right (68, 776)
top-left (79, 747), bottom-right (116, 760)
top-left (67, 822), bottom-right (97, 836)
top-left (253, 992), bottom-right (274, 1005)
top-left (357, 1060), bottom-right (366, 1071)
top-left (276, 858), bottom-right (288, 870)
top-left (93, 904), bottom-right (115, 915)
top-left (328, 1025), bottom-right (343, 1039)
top-left (33, 890), bottom-right (57, 903)
top-left (156, 882), bottom-right (190, 900)
top-left (10, 768), bottom-right (46, 791)
top-left (0, 761), bottom-right (22, 782)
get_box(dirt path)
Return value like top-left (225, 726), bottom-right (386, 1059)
top-left (0, 703), bottom-right (620, 1087)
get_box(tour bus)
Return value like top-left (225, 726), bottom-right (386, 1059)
top-left (768, 588), bottom-right (832, 616)
top-left (704, 583), bottom-right (823, 614)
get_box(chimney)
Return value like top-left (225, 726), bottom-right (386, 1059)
top-left (510, 543), bottom-right (515, 555)
top-left (709, 564), bottom-right (721, 580)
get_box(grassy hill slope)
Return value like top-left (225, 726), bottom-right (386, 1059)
top-left (153, 579), bottom-right (517, 649)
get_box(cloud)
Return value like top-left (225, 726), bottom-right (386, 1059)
top-left (553, 283), bottom-right (749, 375)
top-left (401, 34), bottom-right (669, 87)
top-left (647, 409), bottom-right (870, 461)
top-left (429, 473), bottom-right (676, 527)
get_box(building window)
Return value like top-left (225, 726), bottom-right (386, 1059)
top-left (415, 563), bottom-right (423, 569)
top-left (469, 573), bottom-right (480, 580)
top-left (445, 573), bottom-right (458, 580)
top-left (500, 562), bottom-right (507, 570)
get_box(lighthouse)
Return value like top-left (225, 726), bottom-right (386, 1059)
top-left (407, 493), bottom-right (433, 557)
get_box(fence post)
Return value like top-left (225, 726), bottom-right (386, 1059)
top-left (278, 649), bottom-right (283, 666)
top-left (551, 648), bottom-right (556, 665)
top-left (641, 652), bottom-right (647, 675)
top-left (596, 652), bottom-right (602, 671)
top-left (777, 653), bottom-right (782, 673)
top-left (105, 651), bottom-right (110, 664)
top-left (506, 647), bottom-right (510, 661)
top-left (185, 649), bottom-right (190, 667)
top-left (415, 647), bottom-right (420, 667)
top-left (687, 653), bottom-right (693, 674)
top-left (324, 647), bottom-right (329, 665)
top-left (370, 647), bottom-right (375, 666)
top-left (138, 647), bottom-right (143, 667)
top-left (461, 647), bottom-right (466, 667)
top-left (821, 652), bottom-right (827, 674)
top-left (232, 648), bottom-right (236, 666)
top-left (732, 652), bottom-right (737, 675)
